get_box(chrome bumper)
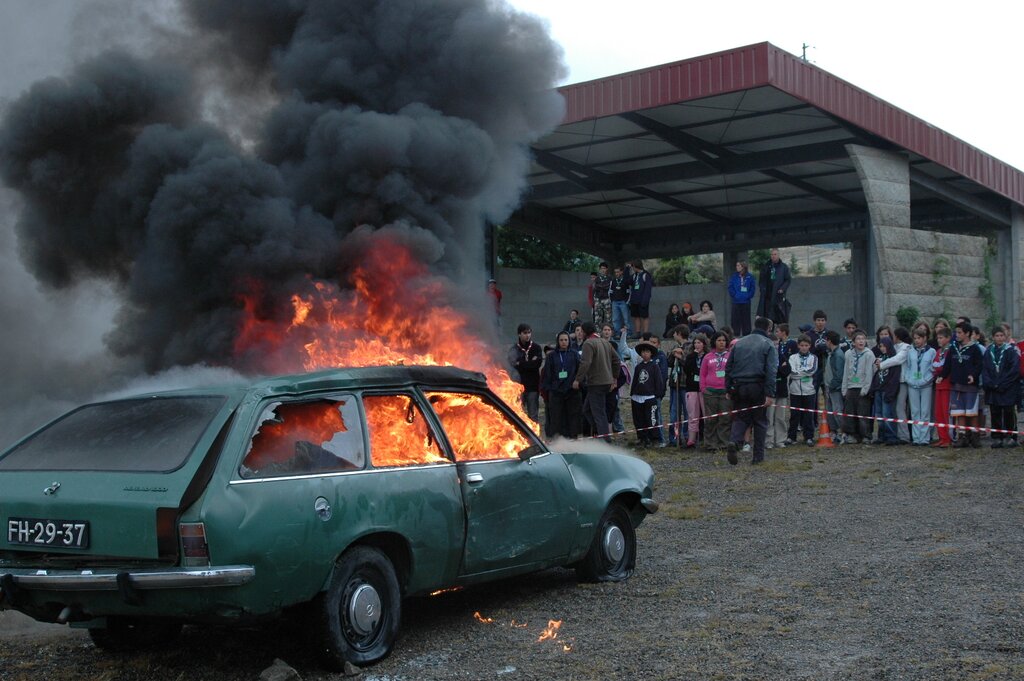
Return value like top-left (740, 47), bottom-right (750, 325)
top-left (640, 497), bottom-right (659, 514)
top-left (0, 565), bottom-right (255, 592)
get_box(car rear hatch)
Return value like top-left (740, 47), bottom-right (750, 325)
top-left (0, 393), bottom-right (241, 566)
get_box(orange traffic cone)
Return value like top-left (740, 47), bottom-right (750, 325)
top-left (816, 407), bottom-right (835, 448)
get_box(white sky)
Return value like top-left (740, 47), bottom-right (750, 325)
top-left (508, 0), bottom-right (1024, 172)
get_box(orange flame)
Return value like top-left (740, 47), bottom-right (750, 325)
top-left (363, 395), bottom-right (448, 467)
top-left (474, 612), bottom-right (494, 624)
top-left (244, 401), bottom-right (346, 470)
top-left (426, 392), bottom-right (529, 461)
top-left (537, 619), bottom-right (562, 643)
top-left (233, 238), bottom-right (532, 432)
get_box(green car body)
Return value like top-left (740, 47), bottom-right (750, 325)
top-left (0, 366), bottom-right (656, 666)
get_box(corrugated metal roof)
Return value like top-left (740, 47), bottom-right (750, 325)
top-left (557, 42), bottom-right (1024, 207)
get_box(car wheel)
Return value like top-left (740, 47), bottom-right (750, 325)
top-left (576, 503), bottom-right (636, 582)
top-left (317, 546), bottom-right (401, 669)
top-left (88, 617), bottom-right (182, 652)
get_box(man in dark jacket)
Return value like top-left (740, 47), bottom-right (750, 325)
top-left (756, 248), bottom-right (792, 323)
top-left (725, 316), bottom-right (779, 465)
top-left (629, 260), bottom-right (653, 338)
top-left (610, 265), bottom-right (633, 336)
top-left (507, 323), bottom-right (543, 423)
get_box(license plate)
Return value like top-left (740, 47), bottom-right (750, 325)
top-left (7, 517), bottom-right (90, 549)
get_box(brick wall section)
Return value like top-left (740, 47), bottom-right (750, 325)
top-left (495, 267), bottom-right (854, 344)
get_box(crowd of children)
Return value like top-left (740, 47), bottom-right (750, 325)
top-left (533, 307), bottom-right (1024, 450)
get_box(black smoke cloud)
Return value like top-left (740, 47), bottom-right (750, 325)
top-left (0, 0), bottom-right (565, 373)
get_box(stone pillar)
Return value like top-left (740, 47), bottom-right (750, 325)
top-left (846, 144), bottom-right (987, 328)
top-left (1005, 206), bottom-right (1024, 334)
top-left (850, 238), bottom-right (872, 329)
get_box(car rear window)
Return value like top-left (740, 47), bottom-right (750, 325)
top-left (0, 396), bottom-right (226, 472)
top-left (239, 397), bottom-right (366, 479)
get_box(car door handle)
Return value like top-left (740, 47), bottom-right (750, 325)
top-left (465, 473), bottom-right (484, 484)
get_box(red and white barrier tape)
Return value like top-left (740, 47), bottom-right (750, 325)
top-left (568, 399), bottom-right (1023, 442)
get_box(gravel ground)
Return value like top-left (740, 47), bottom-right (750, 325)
top-left (3, 439), bottom-right (1024, 680)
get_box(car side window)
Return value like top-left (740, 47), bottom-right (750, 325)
top-left (362, 393), bottom-right (448, 468)
top-left (423, 392), bottom-right (534, 462)
top-left (239, 397), bottom-right (365, 479)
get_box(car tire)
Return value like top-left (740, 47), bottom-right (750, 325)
top-left (88, 617), bottom-right (182, 652)
top-left (317, 546), bottom-right (401, 670)
top-left (576, 502), bottom-right (636, 582)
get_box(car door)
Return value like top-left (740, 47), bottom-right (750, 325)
top-left (217, 394), bottom-right (370, 607)
top-left (221, 391), bottom-right (466, 605)
top-left (422, 390), bottom-right (578, 576)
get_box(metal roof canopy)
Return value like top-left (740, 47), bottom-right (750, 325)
top-left (512, 42), bottom-right (1024, 260)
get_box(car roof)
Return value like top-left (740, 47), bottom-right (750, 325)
top-left (256, 365), bottom-right (489, 395)
top-left (93, 366), bottom-right (490, 403)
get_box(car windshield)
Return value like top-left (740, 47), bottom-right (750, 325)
top-left (0, 396), bottom-right (226, 472)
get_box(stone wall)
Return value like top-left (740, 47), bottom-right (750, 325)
top-left (847, 144), bottom-right (990, 330)
top-left (875, 226), bottom-right (988, 326)
top-left (495, 267), bottom-right (855, 343)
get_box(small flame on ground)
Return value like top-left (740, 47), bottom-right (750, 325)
top-left (474, 612), bottom-right (494, 624)
top-left (510, 619), bottom-right (528, 629)
top-left (536, 619), bottom-right (562, 643)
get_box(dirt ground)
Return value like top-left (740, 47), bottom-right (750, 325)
top-left (3, 439), bottom-right (1023, 680)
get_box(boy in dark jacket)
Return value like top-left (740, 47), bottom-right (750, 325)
top-left (631, 341), bottom-right (666, 447)
top-left (824, 330), bottom-right (846, 444)
top-left (508, 323), bottom-right (543, 423)
top-left (940, 322), bottom-right (985, 447)
top-left (768, 323), bottom-right (796, 448)
top-left (982, 326), bottom-right (1020, 447)
top-left (871, 336), bottom-right (902, 445)
top-left (541, 331), bottom-right (582, 439)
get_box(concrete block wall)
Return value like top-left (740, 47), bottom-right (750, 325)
top-left (875, 226), bottom-right (988, 326)
top-left (496, 267), bottom-right (855, 344)
top-left (847, 143), bottom-right (990, 330)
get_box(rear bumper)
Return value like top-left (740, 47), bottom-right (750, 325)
top-left (0, 565), bottom-right (255, 592)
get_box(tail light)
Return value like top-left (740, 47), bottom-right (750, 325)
top-left (156, 507), bottom-right (179, 560)
top-left (179, 522), bottom-right (210, 566)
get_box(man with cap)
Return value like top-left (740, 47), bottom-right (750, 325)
top-left (725, 316), bottom-right (779, 464)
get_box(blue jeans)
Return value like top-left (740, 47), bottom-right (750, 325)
top-left (667, 387), bottom-right (687, 443)
top-left (612, 300), bottom-right (632, 335)
top-left (873, 392), bottom-right (898, 443)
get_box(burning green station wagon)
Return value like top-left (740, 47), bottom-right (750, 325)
top-left (0, 366), bottom-right (656, 668)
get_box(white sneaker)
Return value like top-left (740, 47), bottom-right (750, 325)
top-left (742, 443), bottom-right (752, 452)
